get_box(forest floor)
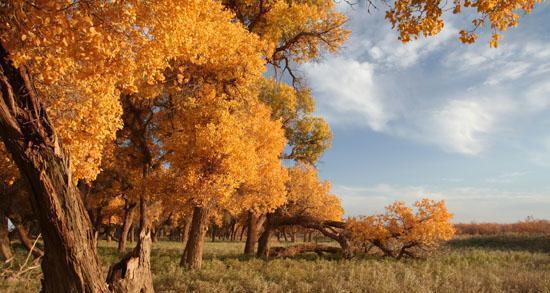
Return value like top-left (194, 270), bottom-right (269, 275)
top-left (1, 234), bottom-right (549, 292)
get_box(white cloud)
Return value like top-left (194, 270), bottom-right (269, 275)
top-left (302, 6), bottom-right (550, 157)
top-left (302, 57), bottom-right (394, 131)
top-left (335, 183), bottom-right (550, 222)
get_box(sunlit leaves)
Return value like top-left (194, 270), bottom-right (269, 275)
top-left (385, 0), bottom-right (542, 47)
top-left (347, 199), bottom-right (455, 257)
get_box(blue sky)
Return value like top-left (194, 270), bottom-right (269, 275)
top-left (300, 1), bottom-right (550, 222)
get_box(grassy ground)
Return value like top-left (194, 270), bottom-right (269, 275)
top-left (1, 234), bottom-right (549, 292)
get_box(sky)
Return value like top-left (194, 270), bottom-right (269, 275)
top-left (300, 0), bottom-right (550, 222)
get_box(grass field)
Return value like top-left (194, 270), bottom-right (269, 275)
top-left (1, 234), bottom-right (549, 292)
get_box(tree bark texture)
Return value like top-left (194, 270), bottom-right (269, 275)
top-left (180, 206), bottom-right (209, 269)
top-left (243, 211), bottom-right (258, 256)
top-left (0, 45), bottom-right (108, 293)
top-left (106, 166), bottom-right (154, 293)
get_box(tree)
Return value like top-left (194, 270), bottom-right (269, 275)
top-left (346, 199), bottom-right (455, 258)
top-left (257, 164), bottom-right (344, 257)
top-left (258, 79), bottom-right (333, 165)
top-left (223, 101), bottom-right (288, 255)
top-left (0, 0), bottom-right (265, 290)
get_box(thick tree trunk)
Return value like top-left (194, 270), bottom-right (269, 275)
top-left (107, 166), bottom-right (154, 293)
top-left (180, 206), bottom-right (209, 269)
top-left (14, 222), bottom-right (44, 257)
top-left (0, 214), bottom-right (13, 261)
top-left (244, 211), bottom-right (258, 256)
top-left (0, 45), bottom-right (108, 292)
top-left (256, 226), bottom-right (272, 258)
top-left (118, 203), bottom-right (136, 253)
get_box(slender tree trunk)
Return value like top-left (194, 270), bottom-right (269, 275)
top-left (106, 225), bottom-right (113, 242)
top-left (210, 225), bottom-right (216, 243)
top-left (93, 207), bottom-right (103, 244)
top-left (239, 225), bottom-right (246, 241)
top-left (180, 206), bottom-right (209, 269)
top-left (244, 211), bottom-right (258, 256)
top-left (181, 217), bottom-right (191, 246)
top-left (129, 225), bottom-right (135, 243)
top-left (0, 214), bottom-right (13, 261)
top-left (0, 46), bottom-right (108, 292)
top-left (14, 222), bottom-right (44, 257)
top-left (118, 203), bottom-right (136, 253)
top-left (282, 228), bottom-right (288, 242)
top-left (107, 165), bottom-right (154, 293)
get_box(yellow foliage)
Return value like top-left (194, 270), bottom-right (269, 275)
top-left (226, 101), bottom-right (288, 215)
top-left (346, 199), bottom-right (455, 257)
top-left (0, 0), bottom-right (264, 181)
top-left (284, 164), bottom-right (343, 222)
top-left (224, 0), bottom-right (350, 64)
top-left (385, 0), bottom-right (542, 46)
top-left (259, 78), bottom-right (332, 164)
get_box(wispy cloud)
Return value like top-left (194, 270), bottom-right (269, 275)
top-left (302, 5), bottom-right (550, 157)
top-left (335, 183), bottom-right (550, 222)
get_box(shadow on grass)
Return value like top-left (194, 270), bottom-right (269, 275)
top-left (447, 234), bottom-right (550, 253)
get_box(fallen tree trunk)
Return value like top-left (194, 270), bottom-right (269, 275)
top-left (263, 214), bottom-right (354, 258)
top-left (268, 243), bottom-right (341, 258)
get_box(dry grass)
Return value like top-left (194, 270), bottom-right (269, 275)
top-left (455, 219), bottom-right (550, 235)
top-left (1, 235), bottom-right (550, 292)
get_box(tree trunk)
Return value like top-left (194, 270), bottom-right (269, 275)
top-left (118, 203), bottom-right (136, 253)
top-left (0, 214), bottom-right (13, 261)
top-left (107, 165), bottom-right (154, 293)
top-left (180, 206), bottom-right (209, 269)
top-left (256, 226), bottom-right (272, 258)
top-left (244, 211), bottom-right (258, 256)
top-left (106, 225), bottom-right (113, 242)
top-left (269, 243), bottom-right (341, 257)
top-left (14, 222), bottom-right (44, 257)
top-left (0, 45), bottom-right (108, 292)
top-left (239, 225), bottom-right (246, 241)
top-left (210, 225), bottom-right (216, 243)
top-left (181, 217), bottom-right (191, 246)
top-left (93, 207), bottom-right (103, 244)
top-left (129, 225), bottom-right (135, 243)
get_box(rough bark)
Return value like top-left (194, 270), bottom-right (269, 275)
top-left (0, 45), bottom-right (109, 293)
top-left (107, 166), bottom-right (154, 293)
top-left (0, 214), bottom-right (13, 261)
top-left (180, 206), bottom-right (209, 269)
top-left (243, 211), bottom-right (258, 256)
top-left (118, 203), bottom-right (137, 253)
